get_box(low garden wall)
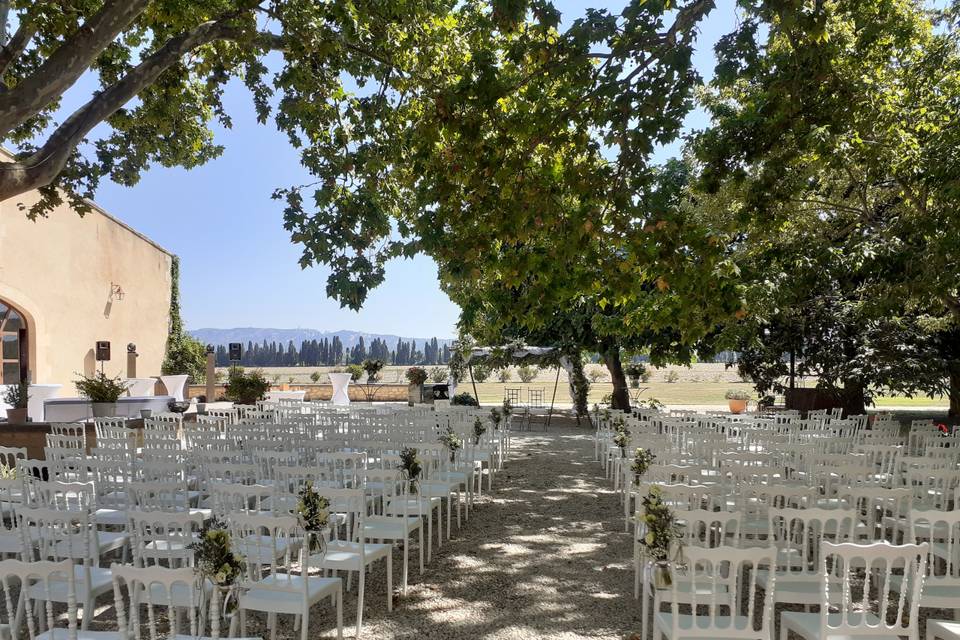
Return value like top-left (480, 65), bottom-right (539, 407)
top-left (185, 383), bottom-right (411, 403)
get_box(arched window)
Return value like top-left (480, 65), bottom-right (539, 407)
top-left (0, 300), bottom-right (26, 384)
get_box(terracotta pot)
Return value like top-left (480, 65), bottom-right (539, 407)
top-left (728, 398), bottom-right (748, 414)
top-left (92, 402), bottom-right (117, 417)
top-left (5, 408), bottom-right (27, 423)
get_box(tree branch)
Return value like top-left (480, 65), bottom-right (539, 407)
top-left (0, 15), bottom-right (36, 78)
top-left (0, 17), bottom-right (238, 202)
top-left (0, 0), bottom-right (150, 138)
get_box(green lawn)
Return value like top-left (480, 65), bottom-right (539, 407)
top-left (242, 364), bottom-right (949, 408)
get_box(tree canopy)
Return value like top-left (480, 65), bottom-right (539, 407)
top-left (694, 0), bottom-right (960, 415)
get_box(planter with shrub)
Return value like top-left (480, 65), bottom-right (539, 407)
top-left (724, 389), bottom-right (752, 414)
top-left (225, 367), bottom-right (270, 405)
top-left (75, 372), bottom-right (128, 417)
top-left (624, 363), bottom-right (647, 389)
top-left (451, 393), bottom-right (479, 407)
top-left (405, 367), bottom-right (428, 404)
top-left (2, 382), bottom-right (29, 423)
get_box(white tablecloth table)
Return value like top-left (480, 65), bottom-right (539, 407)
top-left (125, 378), bottom-right (157, 397)
top-left (328, 373), bottom-right (352, 406)
top-left (159, 375), bottom-right (189, 401)
top-left (28, 384), bottom-right (62, 422)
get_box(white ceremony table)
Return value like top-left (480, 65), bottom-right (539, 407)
top-left (159, 374), bottom-right (189, 401)
top-left (28, 384), bottom-right (62, 421)
top-left (125, 378), bottom-right (157, 397)
top-left (328, 373), bottom-right (352, 405)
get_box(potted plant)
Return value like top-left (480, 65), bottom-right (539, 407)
top-left (625, 363), bottom-right (647, 389)
top-left (2, 382), bottom-right (29, 423)
top-left (75, 372), bottom-right (127, 417)
top-left (224, 367), bottom-right (270, 405)
top-left (724, 389), bottom-right (752, 414)
top-left (405, 366), bottom-right (428, 404)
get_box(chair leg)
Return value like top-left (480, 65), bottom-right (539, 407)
top-left (356, 564), bottom-right (365, 638)
top-left (418, 527), bottom-right (425, 573)
top-left (81, 597), bottom-right (93, 630)
top-left (386, 554), bottom-right (393, 612)
top-left (337, 584), bottom-right (344, 640)
top-left (300, 610), bottom-right (309, 640)
top-left (402, 538), bottom-right (409, 594)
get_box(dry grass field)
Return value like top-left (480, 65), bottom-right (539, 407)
top-left (220, 362), bottom-right (948, 408)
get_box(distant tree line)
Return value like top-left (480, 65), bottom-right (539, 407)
top-left (213, 337), bottom-right (452, 367)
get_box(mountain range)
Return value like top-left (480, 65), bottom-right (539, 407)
top-left (188, 327), bottom-right (455, 350)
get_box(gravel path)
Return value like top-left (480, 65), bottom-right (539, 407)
top-left (329, 423), bottom-right (635, 639)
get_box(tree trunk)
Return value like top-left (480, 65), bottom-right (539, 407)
top-left (840, 380), bottom-right (866, 417)
top-left (602, 347), bottom-right (630, 411)
top-left (949, 361), bottom-right (960, 420)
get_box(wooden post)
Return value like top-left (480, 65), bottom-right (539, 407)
top-left (205, 346), bottom-right (216, 402)
top-left (546, 364), bottom-right (561, 430)
top-left (469, 362), bottom-right (480, 404)
top-left (126, 343), bottom-right (137, 378)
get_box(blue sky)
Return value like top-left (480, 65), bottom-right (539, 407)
top-left (83, 3), bottom-right (739, 339)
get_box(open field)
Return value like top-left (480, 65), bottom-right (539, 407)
top-left (222, 363), bottom-right (949, 408)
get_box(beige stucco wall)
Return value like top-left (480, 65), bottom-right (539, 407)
top-left (0, 177), bottom-right (173, 397)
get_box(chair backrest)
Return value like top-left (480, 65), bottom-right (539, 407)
top-left (676, 509), bottom-right (742, 549)
top-left (820, 541), bottom-right (927, 640)
top-left (93, 417), bottom-right (128, 439)
top-left (128, 509), bottom-right (205, 569)
top-left (111, 563), bottom-right (204, 640)
top-left (667, 546), bottom-right (775, 640)
top-left (228, 512), bottom-right (305, 587)
top-left (768, 508), bottom-right (856, 572)
top-left (210, 482), bottom-right (274, 517)
top-left (0, 558), bottom-right (77, 640)
top-left (50, 421), bottom-right (87, 439)
top-left (46, 432), bottom-right (86, 449)
top-left (26, 479), bottom-right (94, 512)
top-left (128, 480), bottom-right (192, 512)
top-left (910, 509), bottom-right (960, 588)
top-left (0, 447), bottom-right (26, 480)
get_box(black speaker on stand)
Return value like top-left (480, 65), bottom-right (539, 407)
top-left (95, 341), bottom-right (111, 374)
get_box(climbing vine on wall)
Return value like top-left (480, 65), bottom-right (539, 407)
top-left (161, 256), bottom-right (206, 382)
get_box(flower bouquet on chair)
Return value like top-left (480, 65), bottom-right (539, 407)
top-left (631, 448), bottom-right (656, 484)
top-left (490, 407), bottom-right (503, 430)
top-left (636, 486), bottom-right (683, 589)
top-left (297, 480), bottom-right (330, 555)
top-left (612, 418), bottom-right (630, 458)
top-left (399, 446), bottom-right (422, 494)
top-left (438, 426), bottom-right (463, 462)
top-left (473, 417), bottom-right (487, 445)
top-left (189, 520), bottom-right (245, 633)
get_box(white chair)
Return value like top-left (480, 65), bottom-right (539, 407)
top-left (780, 541), bottom-right (929, 640)
top-left (905, 510), bottom-right (960, 619)
top-left (310, 487), bottom-right (392, 637)
top-left (111, 563), bottom-right (262, 640)
top-left (0, 558), bottom-right (77, 640)
top-left (362, 469), bottom-right (423, 594)
top-left (653, 546), bottom-right (775, 640)
top-left (757, 508), bottom-right (856, 615)
top-left (231, 512), bottom-right (343, 640)
top-left (18, 506), bottom-right (113, 630)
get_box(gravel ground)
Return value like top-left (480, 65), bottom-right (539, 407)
top-left (233, 421), bottom-right (634, 639)
top-left (74, 418), bottom-right (950, 640)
